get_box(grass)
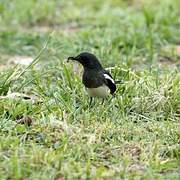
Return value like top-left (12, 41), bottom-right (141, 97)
top-left (0, 0), bottom-right (180, 179)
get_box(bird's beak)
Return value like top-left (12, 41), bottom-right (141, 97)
top-left (67, 56), bottom-right (76, 62)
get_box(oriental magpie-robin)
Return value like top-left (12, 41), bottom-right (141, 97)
top-left (68, 52), bottom-right (116, 105)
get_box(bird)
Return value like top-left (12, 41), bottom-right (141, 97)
top-left (67, 52), bottom-right (116, 105)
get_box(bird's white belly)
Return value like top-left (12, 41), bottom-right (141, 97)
top-left (86, 85), bottom-right (110, 98)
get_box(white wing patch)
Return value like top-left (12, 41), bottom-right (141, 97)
top-left (104, 74), bottom-right (115, 84)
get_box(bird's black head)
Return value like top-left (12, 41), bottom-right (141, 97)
top-left (68, 52), bottom-right (102, 70)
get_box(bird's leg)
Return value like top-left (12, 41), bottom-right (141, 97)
top-left (89, 97), bottom-right (93, 107)
top-left (101, 98), bottom-right (105, 105)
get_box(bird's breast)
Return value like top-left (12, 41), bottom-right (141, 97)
top-left (86, 85), bottom-right (110, 98)
top-left (82, 70), bottom-right (104, 88)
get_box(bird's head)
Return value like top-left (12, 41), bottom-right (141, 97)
top-left (68, 52), bottom-right (102, 69)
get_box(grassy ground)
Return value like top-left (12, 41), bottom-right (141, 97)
top-left (0, 0), bottom-right (180, 179)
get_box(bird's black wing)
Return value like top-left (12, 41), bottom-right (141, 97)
top-left (101, 69), bottom-right (116, 94)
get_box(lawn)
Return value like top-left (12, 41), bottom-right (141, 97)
top-left (0, 0), bottom-right (180, 179)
